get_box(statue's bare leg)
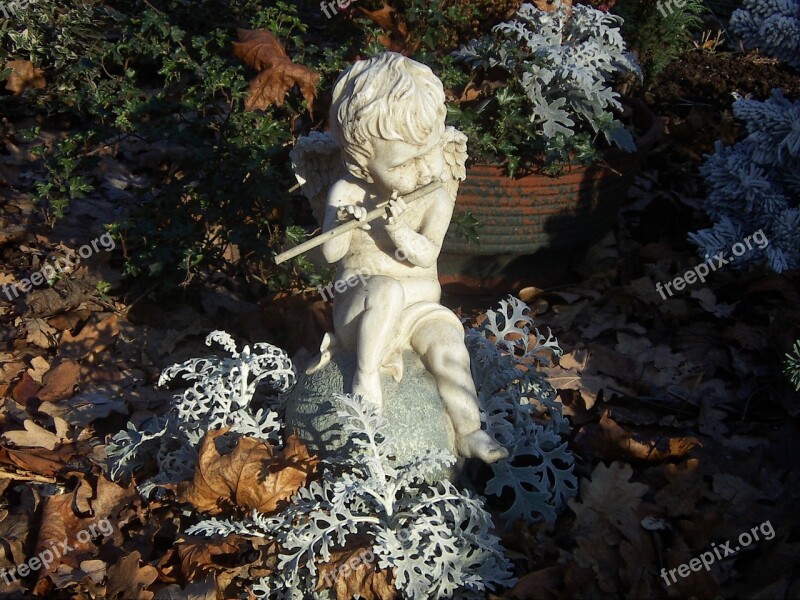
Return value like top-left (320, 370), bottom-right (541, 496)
top-left (350, 276), bottom-right (404, 409)
top-left (411, 324), bottom-right (508, 463)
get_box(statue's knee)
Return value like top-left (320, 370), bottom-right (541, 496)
top-left (366, 277), bottom-right (404, 309)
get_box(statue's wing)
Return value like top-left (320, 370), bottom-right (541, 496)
top-left (290, 131), bottom-right (345, 225)
top-left (441, 126), bottom-right (469, 200)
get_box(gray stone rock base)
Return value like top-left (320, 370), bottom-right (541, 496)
top-left (285, 349), bottom-right (459, 478)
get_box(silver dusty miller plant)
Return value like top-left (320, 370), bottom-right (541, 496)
top-left (466, 297), bottom-right (578, 523)
top-left (454, 1), bottom-right (641, 156)
top-left (188, 393), bottom-right (515, 600)
top-left (106, 331), bottom-right (294, 496)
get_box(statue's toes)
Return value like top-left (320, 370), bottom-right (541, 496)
top-left (458, 430), bottom-right (508, 464)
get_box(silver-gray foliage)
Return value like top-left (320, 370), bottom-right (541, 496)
top-left (188, 393), bottom-right (516, 600)
top-left (106, 331), bottom-right (294, 496)
top-left (730, 0), bottom-right (800, 70)
top-left (466, 297), bottom-right (578, 523)
top-left (454, 1), bottom-right (641, 151)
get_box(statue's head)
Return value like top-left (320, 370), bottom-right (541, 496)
top-left (329, 52), bottom-right (446, 183)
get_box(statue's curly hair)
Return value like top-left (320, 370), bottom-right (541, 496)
top-left (329, 52), bottom-right (446, 183)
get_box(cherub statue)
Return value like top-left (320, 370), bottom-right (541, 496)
top-left (291, 52), bottom-right (507, 464)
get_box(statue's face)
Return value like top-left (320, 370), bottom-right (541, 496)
top-left (369, 136), bottom-right (444, 195)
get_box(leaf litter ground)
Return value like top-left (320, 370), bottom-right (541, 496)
top-left (0, 47), bottom-right (799, 599)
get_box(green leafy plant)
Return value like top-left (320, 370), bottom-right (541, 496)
top-left (30, 133), bottom-right (96, 224)
top-left (613, 0), bottom-right (705, 80)
top-left (0, 0), bottom-right (343, 292)
top-left (785, 340), bottom-right (800, 392)
top-left (450, 2), bottom-right (642, 175)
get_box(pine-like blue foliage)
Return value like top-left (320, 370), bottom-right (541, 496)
top-left (689, 90), bottom-right (800, 272)
top-left (730, 0), bottom-right (800, 70)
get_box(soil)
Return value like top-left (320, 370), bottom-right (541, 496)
top-left (647, 50), bottom-right (800, 110)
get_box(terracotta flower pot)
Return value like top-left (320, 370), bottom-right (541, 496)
top-left (439, 99), bottom-right (661, 294)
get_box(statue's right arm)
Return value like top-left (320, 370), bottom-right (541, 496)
top-left (321, 178), bottom-right (364, 263)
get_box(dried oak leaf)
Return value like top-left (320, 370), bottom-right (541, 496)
top-left (0, 444), bottom-right (75, 478)
top-left (12, 372), bottom-right (42, 403)
top-left (27, 356), bottom-right (51, 384)
top-left (59, 314), bottom-right (119, 359)
top-left (177, 535), bottom-right (249, 581)
top-left (4, 60), bottom-right (46, 94)
top-left (358, 3), bottom-right (418, 54)
top-left (106, 551), bottom-right (159, 600)
top-left (25, 318), bottom-right (59, 350)
top-left (38, 359), bottom-right (80, 402)
top-left (317, 542), bottom-right (395, 600)
top-left (594, 411), bottom-right (701, 462)
top-left (2, 418), bottom-right (66, 451)
top-left (179, 430), bottom-right (317, 516)
top-left (503, 565), bottom-right (563, 600)
top-left (568, 462), bottom-right (652, 594)
top-left (232, 29), bottom-right (319, 114)
top-left (653, 458), bottom-right (712, 517)
top-left (35, 475), bottom-right (136, 572)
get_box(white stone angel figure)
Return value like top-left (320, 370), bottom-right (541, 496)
top-left (290, 52), bottom-right (507, 463)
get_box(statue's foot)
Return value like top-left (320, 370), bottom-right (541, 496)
top-left (456, 430), bottom-right (509, 464)
top-left (352, 369), bottom-right (383, 410)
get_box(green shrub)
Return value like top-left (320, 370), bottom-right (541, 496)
top-left (613, 0), bottom-right (706, 81)
top-left (0, 1), bottom-right (357, 293)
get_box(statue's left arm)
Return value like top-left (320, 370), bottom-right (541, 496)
top-left (385, 188), bottom-right (454, 268)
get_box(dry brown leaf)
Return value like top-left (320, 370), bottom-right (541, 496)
top-left (12, 372), bottom-right (42, 403)
top-left (569, 462), bottom-right (654, 594)
top-left (2, 359), bottom-right (25, 386)
top-left (4, 60), bottom-right (46, 94)
top-left (594, 411), bottom-right (701, 462)
top-left (504, 566), bottom-right (563, 600)
top-left (232, 29), bottom-right (319, 114)
top-left (0, 444), bottom-right (75, 478)
top-left (358, 3), bottom-right (418, 54)
top-left (106, 552), bottom-right (158, 600)
top-left (177, 536), bottom-right (246, 581)
top-left (654, 459), bottom-right (711, 517)
top-left (317, 543), bottom-right (395, 600)
top-left (27, 356), bottom-right (51, 384)
top-left (179, 430), bottom-right (317, 516)
top-left (2, 419), bottom-right (64, 450)
top-left (60, 314), bottom-right (119, 359)
top-left (25, 318), bottom-right (58, 349)
top-left (38, 359), bottom-right (80, 402)
top-left (35, 475), bottom-right (136, 572)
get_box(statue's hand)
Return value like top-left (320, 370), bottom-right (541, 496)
top-left (386, 191), bottom-right (408, 229)
top-left (337, 204), bottom-right (371, 230)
